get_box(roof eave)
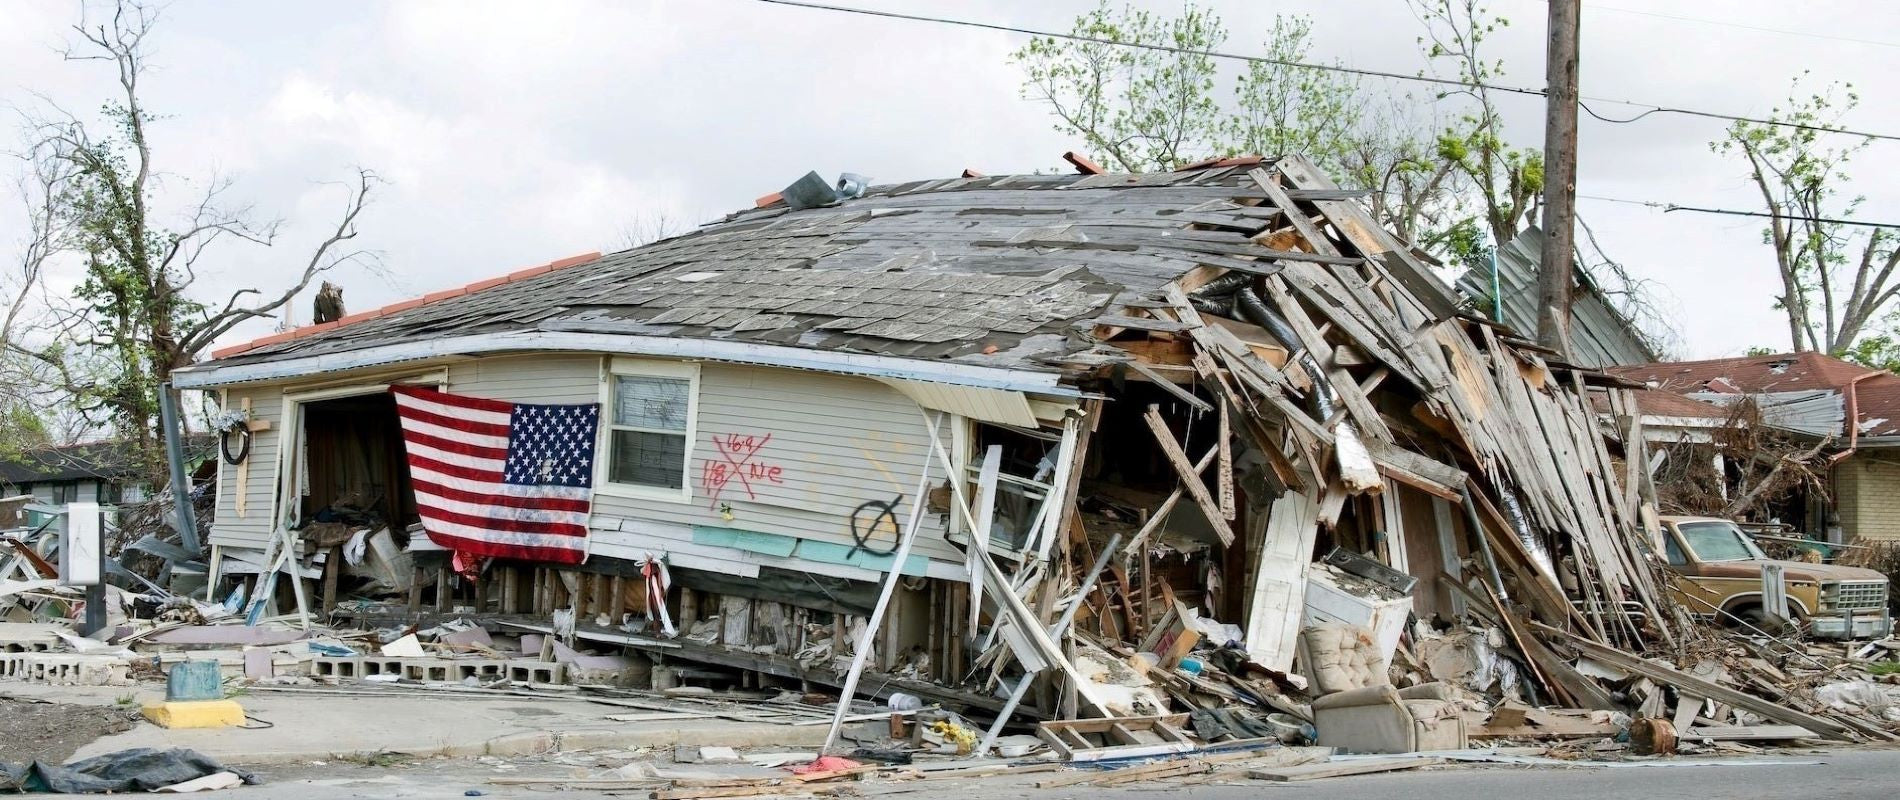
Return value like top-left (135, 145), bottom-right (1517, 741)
top-left (173, 330), bottom-right (1082, 397)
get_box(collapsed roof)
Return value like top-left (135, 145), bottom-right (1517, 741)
top-left (179, 156), bottom-right (1460, 391)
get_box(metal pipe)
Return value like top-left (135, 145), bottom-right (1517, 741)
top-left (158, 382), bottom-right (202, 554)
top-left (1460, 484), bottom-right (1508, 599)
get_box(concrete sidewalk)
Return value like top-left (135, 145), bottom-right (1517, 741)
top-left (2, 682), bottom-right (830, 765)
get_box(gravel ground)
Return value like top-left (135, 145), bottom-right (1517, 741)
top-left (0, 696), bottom-right (143, 765)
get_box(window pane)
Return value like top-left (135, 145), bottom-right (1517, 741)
top-left (1679, 521), bottom-right (1758, 562)
top-left (610, 430), bottom-right (686, 489)
top-left (614, 376), bottom-right (689, 431)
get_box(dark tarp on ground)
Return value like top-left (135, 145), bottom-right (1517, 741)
top-left (0, 747), bottom-right (258, 793)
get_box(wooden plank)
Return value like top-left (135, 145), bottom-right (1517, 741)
top-left (1532, 622), bottom-right (1856, 741)
top-left (1274, 156), bottom-right (1461, 320)
top-left (1246, 168), bottom-right (1341, 257)
top-left (1687, 725), bottom-right (1818, 741)
top-left (1250, 757), bottom-right (1440, 782)
top-left (1125, 359), bottom-right (1215, 414)
top-left (1093, 313), bottom-right (1193, 333)
top-left (1142, 405), bottom-right (1236, 546)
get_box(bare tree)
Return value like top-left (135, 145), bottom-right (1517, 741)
top-left (14, 0), bottom-right (377, 476)
top-left (1714, 76), bottom-right (1897, 358)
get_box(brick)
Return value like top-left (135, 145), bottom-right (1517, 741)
top-left (210, 342), bottom-right (256, 359)
top-left (421, 287), bottom-right (468, 304)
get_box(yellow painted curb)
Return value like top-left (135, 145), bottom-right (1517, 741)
top-left (142, 699), bottom-right (245, 729)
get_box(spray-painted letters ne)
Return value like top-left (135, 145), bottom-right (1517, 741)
top-left (701, 432), bottom-right (785, 509)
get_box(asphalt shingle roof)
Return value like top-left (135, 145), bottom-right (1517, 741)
top-left (202, 160), bottom-right (1368, 377)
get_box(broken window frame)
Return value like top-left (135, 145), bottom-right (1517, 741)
top-left (595, 357), bottom-right (699, 504)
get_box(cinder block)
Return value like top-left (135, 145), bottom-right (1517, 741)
top-left (507, 660), bottom-right (566, 685)
top-left (452, 660), bottom-right (509, 682)
top-left (360, 657), bottom-right (406, 677)
top-left (312, 656), bottom-right (362, 679)
top-left (401, 659), bottom-right (457, 683)
top-left (0, 653), bottom-right (129, 686)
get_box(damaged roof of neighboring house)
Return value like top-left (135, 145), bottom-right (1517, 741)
top-left (1609, 352), bottom-right (1900, 438)
top-left (1591, 388), bottom-right (1731, 422)
top-left (0, 435), bottom-right (216, 486)
top-left (1455, 225), bottom-right (1658, 369)
top-left (175, 157), bottom-right (1459, 392)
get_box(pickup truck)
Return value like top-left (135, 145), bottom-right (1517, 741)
top-left (1658, 515), bottom-right (1891, 639)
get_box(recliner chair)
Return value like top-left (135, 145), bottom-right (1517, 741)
top-left (1301, 623), bottom-right (1468, 754)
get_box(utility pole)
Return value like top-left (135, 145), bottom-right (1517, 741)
top-left (1536, 0), bottom-right (1580, 357)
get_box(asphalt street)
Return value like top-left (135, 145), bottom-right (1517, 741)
top-left (217, 747), bottom-right (1900, 800)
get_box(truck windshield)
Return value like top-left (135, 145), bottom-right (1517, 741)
top-left (1678, 521), bottom-right (1766, 562)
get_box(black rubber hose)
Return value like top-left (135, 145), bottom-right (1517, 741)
top-left (1232, 288), bottom-right (1336, 420)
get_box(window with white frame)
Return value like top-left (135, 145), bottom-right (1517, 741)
top-left (603, 360), bottom-right (697, 495)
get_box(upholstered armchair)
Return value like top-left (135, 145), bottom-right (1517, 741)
top-left (1301, 623), bottom-right (1468, 754)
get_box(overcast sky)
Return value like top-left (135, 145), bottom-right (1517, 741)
top-left (3, 0), bottom-right (1897, 360)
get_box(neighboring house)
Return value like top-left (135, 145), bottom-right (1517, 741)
top-left (0, 436), bottom-right (215, 511)
top-left (1611, 351), bottom-right (1900, 543)
top-left (1455, 226), bottom-right (1659, 369)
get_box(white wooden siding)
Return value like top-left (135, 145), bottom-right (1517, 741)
top-left (209, 387), bottom-right (283, 550)
top-left (590, 363), bottom-right (960, 566)
top-left (447, 355), bottom-right (601, 405)
top-left (201, 354), bottom-right (963, 569)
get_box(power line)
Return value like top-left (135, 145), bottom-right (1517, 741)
top-left (1578, 194), bottom-right (1900, 229)
top-left (745, 0), bottom-right (1900, 143)
top-left (1581, 3), bottom-right (1900, 51)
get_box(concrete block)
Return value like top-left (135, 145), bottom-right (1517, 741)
top-left (0, 653), bottom-right (130, 686)
top-left (359, 657), bottom-right (407, 677)
top-left (401, 659), bottom-right (458, 683)
top-left (451, 659), bottom-right (509, 682)
top-left (312, 656), bottom-right (362, 679)
top-left (507, 660), bottom-right (566, 685)
top-left (143, 699), bottom-right (246, 729)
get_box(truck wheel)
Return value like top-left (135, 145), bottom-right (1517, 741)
top-left (1728, 604), bottom-right (1795, 637)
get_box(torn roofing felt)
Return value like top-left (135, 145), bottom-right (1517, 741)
top-left (190, 156), bottom-right (1462, 384)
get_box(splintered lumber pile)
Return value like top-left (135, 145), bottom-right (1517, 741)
top-left (1091, 157), bottom-right (1679, 683)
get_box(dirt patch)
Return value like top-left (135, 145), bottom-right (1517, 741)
top-left (0, 697), bottom-right (143, 765)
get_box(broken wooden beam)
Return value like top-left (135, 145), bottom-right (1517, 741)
top-left (1531, 622), bottom-right (1856, 741)
top-left (1142, 405), bottom-right (1236, 546)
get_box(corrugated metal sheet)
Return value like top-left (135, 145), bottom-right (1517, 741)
top-left (1456, 226), bottom-right (1657, 368)
top-left (1687, 389), bottom-right (1844, 438)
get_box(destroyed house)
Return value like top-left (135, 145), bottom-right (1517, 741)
top-left (173, 155), bottom-right (1681, 724)
top-left (1613, 351), bottom-right (1900, 544)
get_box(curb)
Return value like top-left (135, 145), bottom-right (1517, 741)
top-left (208, 723), bottom-right (833, 766)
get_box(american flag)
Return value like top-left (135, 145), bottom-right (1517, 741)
top-left (391, 385), bottom-right (600, 564)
